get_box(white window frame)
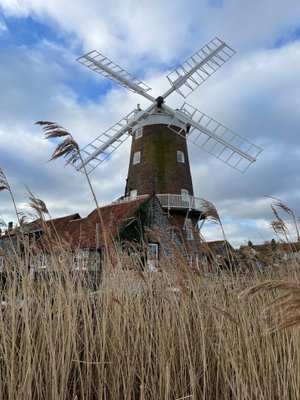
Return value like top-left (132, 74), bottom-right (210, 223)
top-left (73, 253), bottom-right (80, 270)
top-left (133, 151), bottom-right (141, 165)
top-left (29, 266), bottom-right (35, 278)
top-left (184, 218), bottom-right (194, 241)
top-left (130, 189), bottom-right (137, 198)
top-left (148, 243), bottom-right (159, 259)
top-left (147, 243), bottom-right (159, 272)
top-left (177, 150), bottom-right (185, 163)
top-left (73, 250), bottom-right (89, 271)
top-left (38, 254), bottom-right (46, 268)
top-left (82, 249), bottom-right (89, 270)
top-left (181, 189), bottom-right (190, 205)
top-left (135, 127), bottom-right (143, 139)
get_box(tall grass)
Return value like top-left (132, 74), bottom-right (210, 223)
top-left (1, 254), bottom-right (300, 399)
top-left (2, 133), bottom-right (300, 398)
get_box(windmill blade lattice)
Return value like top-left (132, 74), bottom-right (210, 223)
top-left (73, 37), bottom-right (261, 176)
top-left (166, 38), bottom-right (235, 98)
top-left (173, 103), bottom-right (262, 173)
top-left (73, 110), bottom-right (137, 174)
top-left (77, 51), bottom-right (152, 97)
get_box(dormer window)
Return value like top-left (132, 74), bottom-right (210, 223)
top-left (135, 127), bottom-right (143, 139)
top-left (177, 151), bottom-right (185, 163)
top-left (133, 151), bottom-right (141, 165)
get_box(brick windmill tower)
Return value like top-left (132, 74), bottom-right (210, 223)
top-left (73, 38), bottom-right (262, 255)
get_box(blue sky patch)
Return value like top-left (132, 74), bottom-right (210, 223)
top-left (274, 26), bottom-right (300, 48)
top-left (0, 13), bottom-right (68, 48)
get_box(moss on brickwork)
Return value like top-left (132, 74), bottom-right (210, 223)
top-left (144, 128), bottom-right (176, 193)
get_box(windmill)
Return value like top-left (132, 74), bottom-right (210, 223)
top-left (73, 38), bottom-right (262, 251)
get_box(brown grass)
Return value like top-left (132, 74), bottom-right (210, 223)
top-left (0, 252), bottom-right (300, 399)
top-left (2, 165), bottom-right (300, 399)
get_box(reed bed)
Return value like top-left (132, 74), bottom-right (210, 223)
top-left (0, 254), bottom-right (300, 400)
top-left (2, 150), bottom-right (300, 398)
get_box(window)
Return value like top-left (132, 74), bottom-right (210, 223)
top-left (148, 243), bottom-right (159, 259)
top-left (133, 151), bottom-right (141, 165)
top-left (177, 151), bottom-right (185, 163)
top-left (184, 218), bottom-right (194, 241)
top-left (73, 250), bottom-right (89, 270)
top-left (147, 243), bottom-right (159, 271)
top-left (130, 189), bottom-right (137, 198)
top-left (38, 254), bottom-right (46, 268)
top-left (0, 256), bottom-right (3, 272)
top-left (82, 249), bottom-right (89, 270)
top-left (29, 266), bottom-right (35, 278)
top-left (135, 127), bottom-right (143, 139)
top-left (73, 253), bottom-right (80, 270)
top-left (181, 189), bottom-right (190, 205)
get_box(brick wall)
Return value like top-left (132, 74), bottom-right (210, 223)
top-left (126, 124), bottom-right (194, 196)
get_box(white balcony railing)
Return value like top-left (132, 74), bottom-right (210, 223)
top-left (156, 194), bottom-right (202, 211)
top-left (114, 194), bottom-right (203, 212)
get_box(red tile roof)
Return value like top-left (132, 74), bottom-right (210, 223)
top-left (36, 196), bottom-right (151, 250)
top-left (200, 240), bottom-right (234, 256)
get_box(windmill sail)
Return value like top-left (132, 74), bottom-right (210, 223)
top-left (73, 107), bottom-right (152, 174)
top-left (77, 51), bottom-right (152, 97)
top-left (73, 110), bottom-right (136, 174)
top-left (170, 103), bottom-right (262, 173)
top-left (75, 38), bottom-right (262, 175)
top-left (166, 38), bottom-right (235, 98)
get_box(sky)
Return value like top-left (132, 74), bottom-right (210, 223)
top-left (0, 0), bottom-right (300, 248)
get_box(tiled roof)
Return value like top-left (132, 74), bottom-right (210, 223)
top-left (200, 240), bottom-right (234, 256)
top-left (240, 241), bottom-right (300, 255)
top-left (45, 213), bottom-right (81, 231)
top-left (36, 196), bottom-right (151, 250)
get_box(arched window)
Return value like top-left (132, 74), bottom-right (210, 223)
top-left (177, 150), bottom-right (185, 163)
top-left (133, 151), bottom-right (141, 165)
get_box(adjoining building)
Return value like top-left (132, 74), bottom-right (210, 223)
top-left (0, 194), bottom-right (203, 274)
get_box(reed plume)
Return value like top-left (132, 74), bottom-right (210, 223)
top-left (36, 121), bottom-right (100, 211)
top-left (0, 168), bottom-right (21, 225)
top-left (36, 121), bottom-right (109, 265)
top-left (241, 280), bottom-right (300, 330)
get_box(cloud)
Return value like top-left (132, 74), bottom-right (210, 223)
top-left (1, 0), bottom-right (300, 247)
top-left (0, 17), bottom-right (6, 32)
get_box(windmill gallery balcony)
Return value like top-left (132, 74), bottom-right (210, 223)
top-left (157, 194), bottom-right (203, 213)
top-left (115, 194), bottom-right (203, 214)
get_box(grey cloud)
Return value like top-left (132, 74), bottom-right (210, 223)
top-left (1, 0), bottom-right (300, 247)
